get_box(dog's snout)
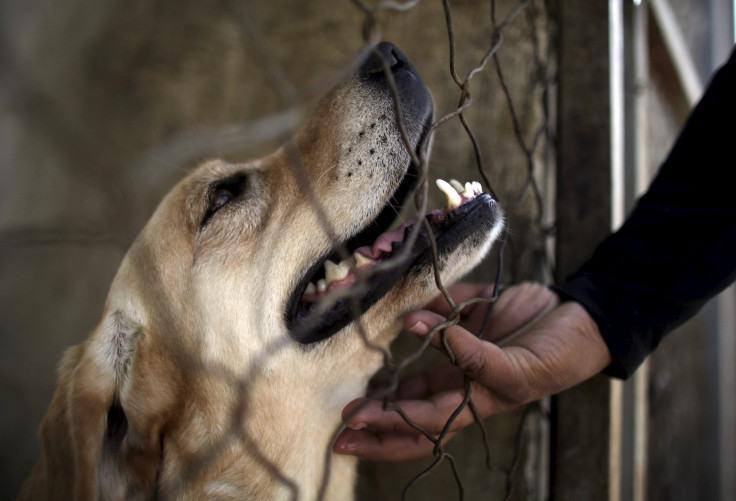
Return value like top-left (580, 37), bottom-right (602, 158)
top-left (361, 42), bottom-right (409, 79)
top-left (358, 41), bottom-right (432, 118)
top-left (353, 41), bottom-right (433, 156)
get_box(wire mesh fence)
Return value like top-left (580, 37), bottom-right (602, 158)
top-left (174, 0), bottom-right (558, 499)
top-left (2, 0), bottom-right (555, 499)
top-left (336, 1), bottom-right (556, 499)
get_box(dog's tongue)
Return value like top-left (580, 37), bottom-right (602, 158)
top-left (356, 208), bottom-right (448, 259)
top-left (365, 220), bottom-right (414, 257)
top-left (356, 180), bottom-right (484, 260)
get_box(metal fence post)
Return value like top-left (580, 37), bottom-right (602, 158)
top-left (552, 1), bottom-right (622, 499)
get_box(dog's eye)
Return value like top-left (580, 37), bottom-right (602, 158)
top-left (201, 174), bottom-right (247, 226)
top-left (210, 189), bottom-right (234, 212)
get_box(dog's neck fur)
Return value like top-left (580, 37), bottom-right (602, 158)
top-left (152, 325), bottom-right (387, 500)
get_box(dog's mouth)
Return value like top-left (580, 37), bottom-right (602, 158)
top-left (283, 41), bottom-right (500, 345)
top-left (285, 170), bottom-right (501, 344)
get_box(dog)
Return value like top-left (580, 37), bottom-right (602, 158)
top-left (18, 42), bottom-right (503, 500)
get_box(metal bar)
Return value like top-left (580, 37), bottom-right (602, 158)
top-left (707, 5), bottom-right (735, 500)
top-left (621, 2), bottom-right (650, 501)
top-left (706, 5), bottom-right (736, 500)
top-left (610, 0), bottom-right (625, 230)
top-left (717, 288), bottom-right (736, 501)
top-left (709, 0), bottom-right (735, 66)
top-left (552, 1), bottom-right (622, 498)
top-left (648, 0), bottom-right (704, 105)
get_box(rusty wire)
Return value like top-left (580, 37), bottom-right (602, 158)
top-left (1, 0), bottom-right (556, 498)
top-left (350, 1), bottom-right (555, 499)
top-left (364, 1), bottom-right (553, 500)
top-left (190, 0), bottom-right (556, 500)
top-left (154, 0), bottom-right (554, 498)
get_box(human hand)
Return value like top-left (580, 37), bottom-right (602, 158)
top-left (334, 282), bottom-right (611, 461)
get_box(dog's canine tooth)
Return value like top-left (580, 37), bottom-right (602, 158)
top-left (449, 179), bottom-right (465, 193)
top-left (353, 252), bottom-right (375, 268)
top-left (304, 282), bottom-right (317, 295)
top-left (436, 179), bottom-right (462, 211)
top-left (462, 182), bottom-right (475, 198)
top-left (324, 259), bottom-right (350, 284)
top-left (317, 279), bottom-right (327, 292)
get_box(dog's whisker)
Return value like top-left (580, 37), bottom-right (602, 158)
top-left (315, 163), bottom-right (341, 185)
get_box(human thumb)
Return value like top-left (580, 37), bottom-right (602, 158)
top-left (403, 310), bottom-right (508, 384)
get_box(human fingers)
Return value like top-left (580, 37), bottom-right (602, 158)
top-left (340, 390), bottom-right (478, 438)
top-left (394, 357), bottom-right (465, 400)
top-left (409, 301), bottom-right (612, 407)
top-left (421, 283), bottom-right (559, 343)
top-left (403, 310), bottom-right (532, 408)
top-left (422, 282), bottom-right (496, 317)
top-left (334, 427), bottom-right (459, 462)
top-left (466, 282), bottom-right (559, 341)
top-left (337, 375), bottom-right (500, 461)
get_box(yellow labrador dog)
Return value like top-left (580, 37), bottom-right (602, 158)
top-left (18, 42), bottom-right (503, 501)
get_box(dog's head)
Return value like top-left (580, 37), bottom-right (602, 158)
top-left (24, 43), bottom-right (503, 500)
top-left (111, 43), bottom-right (502, 366)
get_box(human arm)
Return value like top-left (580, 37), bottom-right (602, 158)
top-left (553, 47), bottom-right (736, 377)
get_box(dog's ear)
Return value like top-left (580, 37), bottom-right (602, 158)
top-left (22, 310), bottom-right (177, 500)
top-left (19, 342), bottom-right (114, 500)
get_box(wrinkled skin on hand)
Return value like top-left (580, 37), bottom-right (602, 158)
top-left (335, 282), bottom-right (611, 462)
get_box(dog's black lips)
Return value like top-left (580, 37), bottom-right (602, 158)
top-left (284, 177), bottom-right (500, 345)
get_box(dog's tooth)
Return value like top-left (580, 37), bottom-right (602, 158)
top-left (324, 259), bottom-right (350, 284)
top-left (450, 179), bottom-right (465, 193)
top-left (337, 258), bottom-right (352, 277)
top-left (436, 179), bottom-right (461, 211)
top-left (354, 252), bottom-right (375, 268)
top-left (462, 182), bottom-right (475, 198)
top-left (305, 282), bottom-right (316, 295)
top-left (317, 279), bottom-right (327, 292)
top-left (472, 181), bottom-right (483, 194)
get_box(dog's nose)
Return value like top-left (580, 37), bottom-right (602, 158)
top-left (360, 42), bottom-right (411, 79)
top-left (356, 41), bottom-right (432, 135)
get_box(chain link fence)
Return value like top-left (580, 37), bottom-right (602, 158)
top-left (195, 1), bottom-right (557, 499)
top-left (2, 0), bottom-right (556, 499)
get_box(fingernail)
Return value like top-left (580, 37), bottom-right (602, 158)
top-left (407, 320), bottom-right (429, 336)
top-left (337, 440), bottom-right (357, 453)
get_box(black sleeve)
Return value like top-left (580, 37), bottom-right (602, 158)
top-left (552, 47), bottom-right (736, 379)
